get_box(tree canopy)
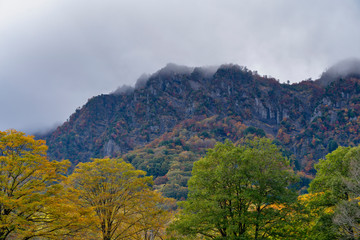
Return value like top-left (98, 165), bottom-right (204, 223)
top-left (68, 157), bottom-right (174, 240)
top-left (0, 130), bottom-right (92, 240)
top-left (308, 145), bottom-right (360, 239)
top-left (7, 127), bottom-right (360, 239)
top-left (170, 138), bottom-right (298, 239)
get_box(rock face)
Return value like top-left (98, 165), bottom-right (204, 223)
top-left (43, 63), bottom-right (360, 172)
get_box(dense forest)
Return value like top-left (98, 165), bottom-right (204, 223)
top-left (0, 60), bottom-right (353, 239)
top-left (0, 130), bottom-right (174, 240)
top-left (39, 61), bottom-right (360, 200)
top-left (2, 129), bottom-right (360, 239)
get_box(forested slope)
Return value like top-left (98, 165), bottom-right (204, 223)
top-left (42, 62), bottom-right (360, 197)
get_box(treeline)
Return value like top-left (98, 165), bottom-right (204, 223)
top-left (0, 130), bottom-right (174, 240)
top-left (1, 130), bottom-right (360, 239)
top-left (169, 139), bottom-right (360, 239)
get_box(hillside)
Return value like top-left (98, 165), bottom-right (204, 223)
top-left (42, 62), bottom-right (360, 198)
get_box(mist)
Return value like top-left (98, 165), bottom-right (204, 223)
top-left (322, 58), bottom-right (360, 78)
top-left (0, 0), bottom-right (360, 133)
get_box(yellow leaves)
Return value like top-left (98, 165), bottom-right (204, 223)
top-left (0, 129), bottom-right (93, 239)
top-left (266, 203), bottom-right (286, 211)
top-left (68, 157), bottom-right (174, 240)
top-left (0, 131), bottom-right (173, 239)
top-left (0, 130), bottom-right (47, 156)
top-left (298, 192), bottom-right (324, 202)
top-left (297, 191), bottom-right (336, 227)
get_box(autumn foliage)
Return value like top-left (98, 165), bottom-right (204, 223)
top-left (0, 130), bottom-right (173, 240)
top-left (0, 130), bottom-right (94, 239)
top-left (67, 158), bottom-right (174, 240)
top-left (4, 127), bottom-right (360, 239)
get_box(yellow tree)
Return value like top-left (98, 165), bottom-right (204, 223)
top-left (0, 130), bottom-right (93, 240)
top-left (68, 158), bottom-right (174, 240)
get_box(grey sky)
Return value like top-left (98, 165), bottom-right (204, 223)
top-left (0, 0), bottom-right (360, 133)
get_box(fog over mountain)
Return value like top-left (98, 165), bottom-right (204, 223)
top-left (42, 62), bottom-right (360, 181)
top-left (0, 0), bottom-right (360, 133)
top-left (318, 58), bottom-right (360, 85)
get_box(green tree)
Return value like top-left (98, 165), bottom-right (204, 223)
top-left (0, 130), bottom-right (92, 240)
top-left (68, 158), bottom-right (174, 240)
top-left (308, 145), bottom-right (360, 239)
top-left (170, 138), bottom-right (298, 239)
top-left (309, 146), bottom-right (352, 202)
top-left (328, 139), bottom-right (339, 153)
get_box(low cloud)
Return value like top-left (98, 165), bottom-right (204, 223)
top-left (193, 66), bottom-right (220, 79)
top-left (0, 0), bottom-right (360, 133)
top-left (322, 58), bottom-right (360, 79)
top-left (135, 74), bottom-right (151, 89)
top-left (155, 63), bottom-right (194, 77)
top-left (112, 85), bottom-right (134, 95)
top-left (319, 58), bottom-right (360, 85)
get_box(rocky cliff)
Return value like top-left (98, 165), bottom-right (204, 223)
top-left (43, 62), bottom-right (360, 175)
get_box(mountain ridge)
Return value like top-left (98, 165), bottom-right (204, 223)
top-left (42, 61), bottom-right (360, 178)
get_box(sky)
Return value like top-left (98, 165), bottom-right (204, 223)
top-left (0, 0), bottom-right (360, 134)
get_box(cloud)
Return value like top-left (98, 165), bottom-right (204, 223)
top-left (112, 85), bottom-right (134, 95)
top-left (319, 58), bottom-right (360, 85)
top-left (0, 0), bottom-right (359, 133)
top-left (135, 74), bottom-right (151, 89)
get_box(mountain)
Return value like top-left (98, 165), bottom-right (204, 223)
top-left (317, 58), bottom-right (360, 86)
top-left (42, 61), bottom-right (360, 198)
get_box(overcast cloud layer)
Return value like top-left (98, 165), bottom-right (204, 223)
top-left (1, 0), bottom-right (360, 133)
